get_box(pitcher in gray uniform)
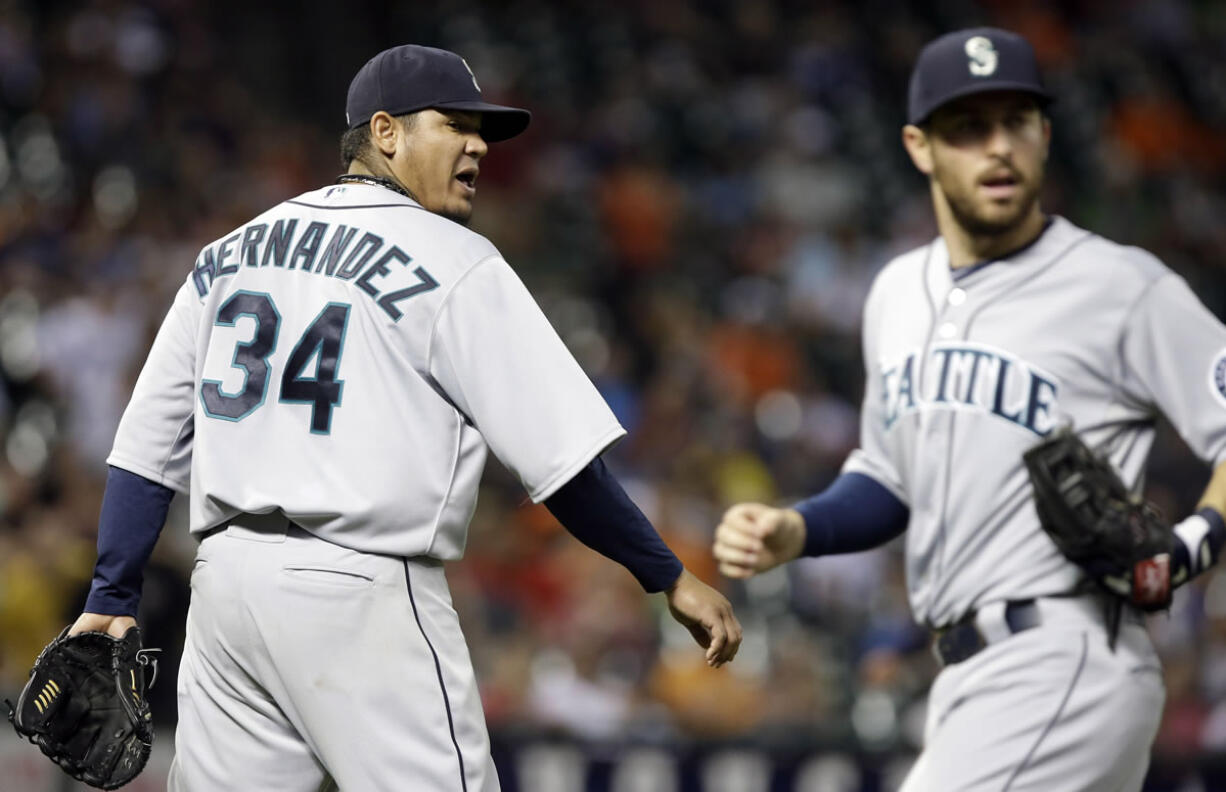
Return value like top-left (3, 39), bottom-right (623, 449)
top-left (63, 44), bottom-right (742, 792)
top-left (713, 27), bottom-right (1226, 791)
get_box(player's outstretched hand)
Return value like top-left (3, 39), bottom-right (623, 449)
top-left (714, 503), bottom-right (805, 579)
top-left (665, 569), bottom-right (742, 668)
top-left (68, 612), bottom-right (138, 639)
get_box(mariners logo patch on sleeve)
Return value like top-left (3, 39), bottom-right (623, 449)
top-left (1210, 349), bottom-right (1226, 407)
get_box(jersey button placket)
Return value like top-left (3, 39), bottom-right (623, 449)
top-left (938, 287), bottom-right (966, 339)
top-left (923, 285), bottom-right (968, 605)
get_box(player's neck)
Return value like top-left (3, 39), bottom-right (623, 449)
top-left (939, 206), bottom-right (1047, 270)
top-left (344, 162), bottom-right (418, 203)
top-left (347, 160), bottom-right (384, 179)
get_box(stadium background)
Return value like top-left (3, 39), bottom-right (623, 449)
top-left (2, 0), bottom-right (1226, 789)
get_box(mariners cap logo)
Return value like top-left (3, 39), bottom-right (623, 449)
top-left (965, 35), bottom-right (999, 77)
top-left (460, 57), bottom-right (481, 92)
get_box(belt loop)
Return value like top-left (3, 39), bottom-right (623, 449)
top-left (935, 599), bottom-right (1045, 666)
top-left (975, 601), bottom-right (1010, 645)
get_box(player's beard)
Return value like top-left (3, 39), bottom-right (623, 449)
top-left (939, 167), bottom-right (1043, 238)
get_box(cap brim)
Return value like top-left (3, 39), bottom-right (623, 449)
top-left (910, 82), bottom-right (1053, 125)
top-left (434, 100), bottom-right (531, 142)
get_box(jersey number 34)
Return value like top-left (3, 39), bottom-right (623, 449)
top-left (200, 290), bottom-right (348, 434)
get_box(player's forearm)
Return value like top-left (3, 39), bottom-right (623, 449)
top-left (1197, 460), bottom-right (1226, 517)
top-left (83, 466), bottom-right (175, 616)
top-left (796, 472), bottom-right (909, 556)
top-left (544, 456), bottom-right (683, 592)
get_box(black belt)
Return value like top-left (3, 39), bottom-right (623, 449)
top-left (933, 599), bottom-right (1041, 666)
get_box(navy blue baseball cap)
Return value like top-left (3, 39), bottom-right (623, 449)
top-left (345, 45), bottom-right (531, 142)
top-left (907, 28), bottom-right (1052, 125)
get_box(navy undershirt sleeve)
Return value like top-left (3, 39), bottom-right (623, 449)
top-left (83, 466), bottom-right (175, 616)
top-left (797, 472), bottom-right (910, 557)
top-left (544, 457), bottom-right (684, 593)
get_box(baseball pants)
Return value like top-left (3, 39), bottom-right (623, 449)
top-left (167, 514), bottom-right (498, 792)
top-left (900, 596), bottom-right (1164, 792)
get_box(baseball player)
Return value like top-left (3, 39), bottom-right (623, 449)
top-left (65, 44), bottom-right (741, 791)
top-left (714, 28), bottom-right (1226, 791)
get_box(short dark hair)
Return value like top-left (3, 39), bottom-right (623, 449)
top-left (339, 112), bottom-right (418, 169)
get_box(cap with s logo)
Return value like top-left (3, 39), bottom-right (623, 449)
top-left (906, 27), bottom-right (1052, 125)
top-left (345, 45), bottom-right (531, 142)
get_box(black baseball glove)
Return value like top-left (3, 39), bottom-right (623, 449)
top-left (6, 626), bottom-right (157, 790)
top-left (1023, 427), bottom-right (1175, 611)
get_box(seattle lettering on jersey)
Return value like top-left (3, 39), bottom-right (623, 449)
top-left (190, 220), bottom-right (438, 321)
top-left (881, 342), bottom-right (1059, 436)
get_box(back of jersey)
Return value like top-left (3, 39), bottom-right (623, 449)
top-left (109, 183), bottom-right (624, 560)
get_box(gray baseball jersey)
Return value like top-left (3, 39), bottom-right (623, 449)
top-left (844, 215), bottom-right (1226, 627)
top-left (111, 182), bottom-right (627, 791)
top-left (107, 182), bottom-right (625, 557)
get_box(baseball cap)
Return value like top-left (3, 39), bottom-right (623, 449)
top-left (345, 45), bottom-right (531, 142)
top-left (907, 28), bottom-right (1052, 125)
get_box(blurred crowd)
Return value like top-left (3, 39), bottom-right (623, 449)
top-left (3, 0), bottom-right (1226, 784)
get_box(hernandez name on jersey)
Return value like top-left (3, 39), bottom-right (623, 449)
top-left (189, 184), bottom-right (438, 321)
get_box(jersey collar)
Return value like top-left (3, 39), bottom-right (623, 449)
top-left (924, 216), bottom-right (1088, 304)
top-left (948, 215), bottom-right (1056, 282)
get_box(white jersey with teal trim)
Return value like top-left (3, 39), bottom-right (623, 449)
top-left (107, 182), bottom-right (624, 559)
top-left (845, 215), bottom-right (1226, 627)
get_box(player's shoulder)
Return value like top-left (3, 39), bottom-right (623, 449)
top-left (1054, 216), bottom-right (1171, 287)
top-left (875, 240), bottom-right (934, 280)
top-left (192, 200), bottom-right (286, 258)
top-left (864, 238), bottom-right (936, 305)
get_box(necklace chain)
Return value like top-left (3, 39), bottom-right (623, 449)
top-left (335, 174), bottom-right (415, 201)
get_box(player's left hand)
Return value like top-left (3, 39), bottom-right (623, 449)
top-left (69, 612), bottom-right (138, 639)
top-left (8, 621), bottom-right (155, 790)
top-left (664, 568), bottom-right (742, 668)
top-left (1024, 428), bottom-right (1175, 611)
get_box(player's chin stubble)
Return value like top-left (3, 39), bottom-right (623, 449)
top-left (438, 187), bottom-right (475, 226)
top-left (943, 173), bottom-right (1042, 238)
top-left (439, 207), bottom-right (473, 225)
top-left (429, 197), bottom-right (473, 226)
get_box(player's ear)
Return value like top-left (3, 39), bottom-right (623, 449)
top-left (902, 124), bottom-right (933, 176)
top-left (369, 111), bottom-right (399, 158)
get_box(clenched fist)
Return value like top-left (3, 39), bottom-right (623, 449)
top-left (714, 503), bottom-right (806, 579)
